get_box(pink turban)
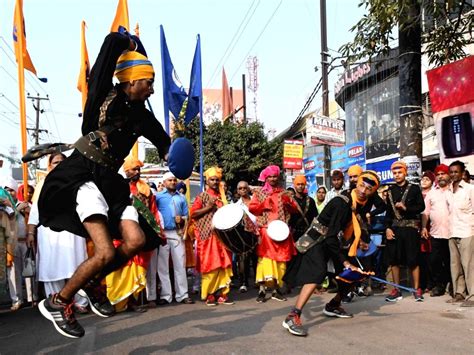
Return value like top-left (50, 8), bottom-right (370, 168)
top-left (258, 165), bottom-right (280, 193)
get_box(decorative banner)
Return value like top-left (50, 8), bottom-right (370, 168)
top-left (283, 139), bottom-right (304, 169)
top-left (426, 55), bottom-right (474, 172)
top-left (306, 114), bottom-right (345, 146)
top-left (403, 155), bottom-right (422, 182)
top-left (303, 152), bottom-right (324, 199)
top-left (330, 146), bottom-right (347, 171)
top-left (346, 140), bottom-right (366, 168)
top-left (366, 157), bottom-right (398, 184)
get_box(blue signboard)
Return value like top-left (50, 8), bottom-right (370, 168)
top-left (346, 140), bottom-right (366, 168)
top-left (331, 146), bottom-right (347, 171)
top-left (366, 157), bottom-right (397, 184)
top-left (303, 153), bottom-right (324, 198)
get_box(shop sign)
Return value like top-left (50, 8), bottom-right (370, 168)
top-left (283, 139), bottom-right (304, 169)
top-left (306, 114), bottom-right (345, 146)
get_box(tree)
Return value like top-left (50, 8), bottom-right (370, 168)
top-left (339, 0), bottom-right (473, 67)
top-left (145, 118), bottom-right (283, 187)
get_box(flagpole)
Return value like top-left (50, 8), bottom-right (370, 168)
top-left (16, 3), bottom-right (29, 200)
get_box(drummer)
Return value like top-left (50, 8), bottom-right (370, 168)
top-left (249, 165), bottom-right (299, 303)
top-left (190, 166), bottom-right (234, 306)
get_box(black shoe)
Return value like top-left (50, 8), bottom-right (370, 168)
top-left (271, 290), bottom-right (287, 302)
top-left (180, 297), bottom-right (195, 304)
top-left (323, 304), bottom-right (353, 318)
top-left (78, 285), bottom-right (115, 318)
top-left (256, 291), bottom-right (266, 303)
top-left (430, 287), bottom-right (445, 297)
top-left (38, 294), bottom-right (85, 338)
top-left (157, 299), bottom-right (170, 305)
top-left (282, 314), bottom-right (307, 336)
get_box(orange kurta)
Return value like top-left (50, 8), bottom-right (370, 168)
top-left (249, 187), bottom-right (298, 262)
top-left (191, 188), bottom-right (232, 273)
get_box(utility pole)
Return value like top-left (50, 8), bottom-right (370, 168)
top-left (320, 0), bottom-right (331, 187)
top-left (26, 93), bottom-right (49, 146)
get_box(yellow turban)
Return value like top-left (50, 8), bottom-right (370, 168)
top-left (347, 165), bottom-right (363, 177)
top-left (293, 175), bottom-right (307, 185)
top-left (391, 160), bottom-right (407, 174)
top-left (204, 166), bottom-right (223, 180)
top-left (114, 51), bottom-right (154, 83)
top-left (358, 170), bottom-right (380, 190)
top-left (204, 166), bottom-right (227, 205)
top-left (123, 156), bottom-right (144, 172)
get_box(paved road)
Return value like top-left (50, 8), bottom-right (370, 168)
top-left (1, 289), bottom-right (473, 354)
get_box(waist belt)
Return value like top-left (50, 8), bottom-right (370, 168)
top-left (74, 130), bottom-right (123, 170)
top-left (392, 219), bottom-right (420, 229)
top-left (17, 238), bottom-right (27, 242)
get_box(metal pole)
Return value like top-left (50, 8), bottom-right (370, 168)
top-left (320, 0), bottom-right (331, 188)
top-left (242, 74), bottom-right (247, 123)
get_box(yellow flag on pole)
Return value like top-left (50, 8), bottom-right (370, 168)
top-left (13, 0), bottom-right (36, 75)
top-left (13, 0), bottom-right (32, 199)
top-left (110, 0), bottom-right (130, 32)
top-left (77, 20), bottom-right (90, 112)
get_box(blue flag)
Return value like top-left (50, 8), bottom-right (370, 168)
top-left (160, 25), bottom-right (187, 134)
top-left (184, 34), bottom-right (202, 125)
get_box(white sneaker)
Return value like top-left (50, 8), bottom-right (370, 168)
top-left (239, 285), bottom-right (248, 293)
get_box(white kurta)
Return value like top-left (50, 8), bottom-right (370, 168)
top-left (29, 203), bottom-right (87, 281)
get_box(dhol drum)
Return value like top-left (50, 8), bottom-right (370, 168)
top-left (212, 204), bottom-right (258, 255)
top-left (267, 220), bottom-right (290, 242)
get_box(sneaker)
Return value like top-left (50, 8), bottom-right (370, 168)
top-left (282, 313), bottom-right (308, 336)
top-left (323, 304), bottom-right (353, 318)
top-left (10, 301), bottom-right (22, 311)
top-left (217, 295), bottom-right (235, 305)
top-left (385, 288), bottom-right (403, 302)
top-left (73, 304), bottom-right (89, 314)
top-left (205, 295), bottom-right (218, 307)
top-left (271, 290), bottom-right (287, 302)
top-left (239, 285), bottom-right (248, 293)
top-left (342, 292), bottom-right (354, 304)
top-left (256, 291), bottom-right (266, 303)
top-left (38, 294), bottom-right (85, 338)
top-left (414, 288), bottom-right (424, 302)
top-left (77, 284), bottom-right (115, 318)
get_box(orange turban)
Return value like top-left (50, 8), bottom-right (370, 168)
top-left (204, 166), bottom-right (223, 180)
top-left (391, 160), bottom-right (407, 174)
top-left (293, 175), bottom-right (307, 185)
top-left (123, 156), bottom-right (144, 172)
top-left (358, 170), bottom-right (380, 190)
top-left (347, 165), bottom-right (363, 177)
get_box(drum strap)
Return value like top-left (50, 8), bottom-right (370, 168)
top-left (193, 192), bottom-right (216, 241)
top-left (294, 196), bottom-right (311, 228)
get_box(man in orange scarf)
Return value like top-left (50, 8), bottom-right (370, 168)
top-left (282, 171), bottom-right (380, 337)
top-left (191, 167), bottom-right (233, 306)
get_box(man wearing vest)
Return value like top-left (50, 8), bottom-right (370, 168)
top-left (385, 161), bottom-right (425, 302)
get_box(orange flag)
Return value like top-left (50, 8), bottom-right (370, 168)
top-left (13, 0), bottom-right (36, 75)
top-left (77, 20), bottom-right (90, 112)
top-left (110, 0), bottom-right (130, 32)
top-left (222, 68), bottom-right (233, 122)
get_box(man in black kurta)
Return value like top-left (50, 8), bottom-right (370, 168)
top-left (38, 32), bottom-right (170, 338)
top-left (384, 161), bottom-right (425, 302)
top-left (282, 171), bottom-right (380, 337)
top-left (288, 175), bottom-right (318, 242)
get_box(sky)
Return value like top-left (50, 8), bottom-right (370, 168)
top-left (0, 0), bottom-right (365, 166)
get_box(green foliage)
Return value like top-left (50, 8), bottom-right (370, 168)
top-left (339, 0), bottom-right (474, 66)
top-left (146, 118), bottom-right (283, 187)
